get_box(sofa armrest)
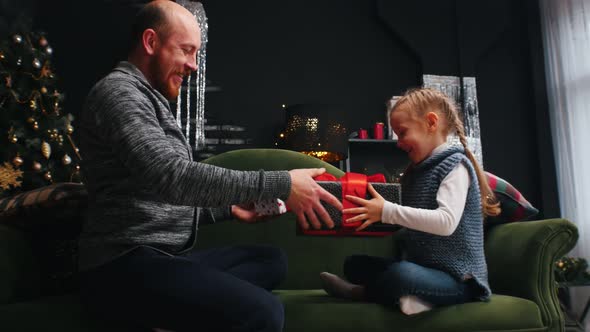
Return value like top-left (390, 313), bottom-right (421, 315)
top-left (485, 218), bottom-right (578, 331)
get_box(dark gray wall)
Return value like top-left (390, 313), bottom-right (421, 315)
top-left (200, 0), bottom-right (559, 219)
top-left (5, 0), bottom-right (558, 219)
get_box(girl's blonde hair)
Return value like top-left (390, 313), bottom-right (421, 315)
top-left (392, 88), bottom-right (501, 218)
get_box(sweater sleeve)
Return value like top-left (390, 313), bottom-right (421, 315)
top-left (91, 80), bottom-right (291, 207)
top-left (199, 206), bottom-right (233, 224)
top-left (381, 163), bottom-right (470, 236)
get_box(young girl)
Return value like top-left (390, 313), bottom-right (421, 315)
top-left (320, 88), bottom-right (500, 315)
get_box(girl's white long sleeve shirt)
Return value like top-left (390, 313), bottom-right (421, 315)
top-left (381, 144), bottom-right (471, 236)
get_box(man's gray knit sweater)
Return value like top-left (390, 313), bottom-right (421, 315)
top-left (78, 62), bottom-right (291, 271)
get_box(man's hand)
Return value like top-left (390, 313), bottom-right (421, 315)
top-left (231, 204), bottom-right (267, 224)
top-left (341, 183), bottom-right (385, 231)
top-left (286, 168), bottom-right (343, 230)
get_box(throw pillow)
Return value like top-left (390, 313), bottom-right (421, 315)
top-left (0, 182), bottom-right (87, 230)
top-left (485, 172), bottom-right (539, 224)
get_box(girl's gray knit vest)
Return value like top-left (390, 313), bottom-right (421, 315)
top-left (401, 145), bottom-right (491, 300)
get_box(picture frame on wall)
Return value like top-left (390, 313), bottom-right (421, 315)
top-left (386, 96), bottom-right (401, 140)
top-left (422, 74), bottom-right (484, 166)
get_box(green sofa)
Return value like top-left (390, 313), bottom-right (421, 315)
top-left (0, 148), bottom-right (579, 332)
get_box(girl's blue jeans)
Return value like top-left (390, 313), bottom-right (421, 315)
top-left (343, 254), bottom-right (478, 307)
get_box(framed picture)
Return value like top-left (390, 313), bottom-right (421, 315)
top-left (386, 96), bottom-right (401, 140)
top-left (422, 74), bottom-right (484, 165)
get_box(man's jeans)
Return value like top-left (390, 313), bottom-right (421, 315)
top-left (80, 245), bottom-right (287, 332)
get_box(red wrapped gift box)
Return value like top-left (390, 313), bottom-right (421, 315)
top-left (297, 172), bottom-right (402, 237)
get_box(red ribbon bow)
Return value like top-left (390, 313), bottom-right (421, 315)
top-left (314, 172), bottom-right (386, 228)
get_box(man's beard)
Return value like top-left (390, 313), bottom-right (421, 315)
top-left (149, 62), bottom-right (181, 100)
top-left (156, 77), bottom-right (181, 101)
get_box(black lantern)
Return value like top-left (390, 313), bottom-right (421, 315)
top-left (282, 104), bottom-right (348, 163)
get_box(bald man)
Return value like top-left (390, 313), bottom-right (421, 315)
top-left (77, 1), bottom-right (341, 331)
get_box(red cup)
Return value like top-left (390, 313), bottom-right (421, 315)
top-left (358, 129), bottom-right (368, 139)
top-left (373, 122), bottom-right (384, 140)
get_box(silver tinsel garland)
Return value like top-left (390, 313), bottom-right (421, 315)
top-left (176, 0), bottom-right (208, 150)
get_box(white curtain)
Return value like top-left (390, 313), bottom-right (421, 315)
top-left (539, 0), bottom-right (590, 324)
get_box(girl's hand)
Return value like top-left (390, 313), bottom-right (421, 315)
top-left (341, 183), bottom-right (385, 231)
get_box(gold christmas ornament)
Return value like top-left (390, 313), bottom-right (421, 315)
top-left (12, 156), bottom-right (23, 167)
top-left (62, 154), bottom-right (72, 165)
top-left (41, 86), bottom-right (48, 94)
top-left (41, 141), bottom-right (51, 159)
top-left (0, 51), bottom-right (5, 60)
top-left (27, 117), bottom-right (35, 123)
top-left (44, 171), bottom-right (52, 181)
top-left (9, 135), bottom-right (17, 143)
top-left (39, 36), bottom-right (48, 47)
top-left (75, 164), bottom-right (80, 171)
top-left (40, 64), bottom-right (52, 78)
top-left (29, 99), bottom-right (37, 110)
top-left (33, 122), bottom-right (39, 130)
top-left (66, 124), bottom-right (74, 135)
top-left (32, 161), bottom-right (42, 172)
top-left (0, 162), bottom-right (23, 190)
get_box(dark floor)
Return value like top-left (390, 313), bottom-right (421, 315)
top-left (563, 303), bottom-right (586, 332)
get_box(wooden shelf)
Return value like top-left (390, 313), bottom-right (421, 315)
top-left (345, 138), bottom-right (406, 173)
top-left (348, 138), bottom-right (397, 144)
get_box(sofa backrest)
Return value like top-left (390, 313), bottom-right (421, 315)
top-left (199, 149), bottom-right (399, 289)
top-left (196, 216), bottom-right (398, 290)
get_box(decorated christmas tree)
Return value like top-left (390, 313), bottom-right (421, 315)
top-left (0, 29), bottom-right (81, 198)
top-left (555, 256), bottom-right (590, 284)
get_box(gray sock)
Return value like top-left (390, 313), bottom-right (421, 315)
top-left (319, 272), bottom-right (364, 300)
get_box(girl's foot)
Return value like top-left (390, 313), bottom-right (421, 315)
top-left (399, 295), bottom-right (432, 315)
top-left (319, 272), bottom-right (364, 301)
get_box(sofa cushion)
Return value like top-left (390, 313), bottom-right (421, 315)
top-left (0, 291), bottom-right (544, 332)
top-left (485, 172), bottom-right (539, 225)
top-left (0, 293), bottom-right (132, 332)
top-left (276, 290), bottom-right (544, 332)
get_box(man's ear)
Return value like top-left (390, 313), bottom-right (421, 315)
top-left (142, 29), bottom-right (159, 55)
top-left (425, 111), bottom-right (439, 132)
